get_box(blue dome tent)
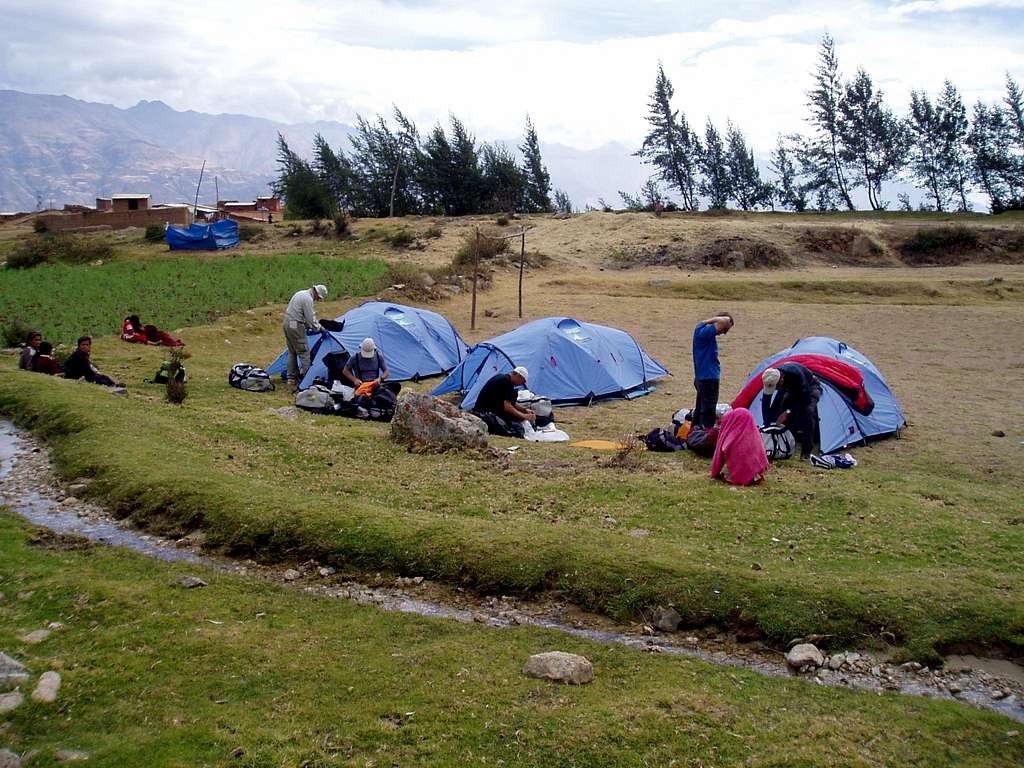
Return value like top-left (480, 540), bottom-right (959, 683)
top-left (734, 336), bottom-right (906, 454)
top-left (432, 317), bottom-right (669, 408)
top-left (266, 302), bottom-right (468, 389)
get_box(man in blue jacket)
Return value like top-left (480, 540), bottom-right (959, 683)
top-left (691, 313), bottom-right (734, 429)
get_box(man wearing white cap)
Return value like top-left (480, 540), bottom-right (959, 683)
top-left (282, 284), bottom-right (327, 389)
top-left (342, 337), bottom-right (391, 388)
top-left (761, 362), bottom-right (821, 460)
top-left (471, 366), bottom-right (535, 438)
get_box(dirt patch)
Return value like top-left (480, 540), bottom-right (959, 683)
top-left (797, 228), bottom-right (888, 265)
top-left (892, 226), bottom-right (1024, 266)
top-left (611, 237), bottom-right (789, 270)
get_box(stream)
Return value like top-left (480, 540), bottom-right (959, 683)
top-left (1, 419), bottom-right (1021, 722)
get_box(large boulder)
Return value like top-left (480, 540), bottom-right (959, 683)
top-left (390, 392), bottom-right (489, 453)
top-left (786, 643), bottom-right (825, 670)
top-left (523, 651), bottom-right (594, 685)
top-left (652, 607), bottom-right (682, 632)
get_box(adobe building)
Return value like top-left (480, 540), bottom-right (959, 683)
top-left (40, 192), bottom-right (189, 233)
top-left (111, 193), bottom-right (150, 212)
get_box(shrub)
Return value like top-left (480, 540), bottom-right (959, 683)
top-left (899, 226), bottom-right (979, 264)
top-left (144, 224), bottom-right (165, 243)
top-left (423, 225), bottom-right (443, 239)
top-left (238, 225), bottom-right (264, 242)
top-left (384, 228), bottom-right (415, 248)
top-left (164, 348), bottom-right (191, 405)
top-left (286, 223), bottom-right (304, 237)
top-left (453, 230), bottom-right (509, 267)
top-left (33, 218), bottom-right (47, 234)
top-left (333, 213), bottom-right (351, 239)
top-left (6, 242), bottom-right (51, 269)
top-left (6, 235), bottom-right (114, 270)
top-left (495, 215), bottom-right (510, 226)
top-left (308, 219), bottom-right (330, 237)
top-left (2, 318), bottom-right (32, 348)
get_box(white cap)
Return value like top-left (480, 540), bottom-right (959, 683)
top-left (761, 367), bottom-right (781, 396)
top-left (313, 284), bottom-right (327, 299)
top-left (360, 337), bottom-right (377, 358)
top-left (512, 366), bottom-right (529, 383)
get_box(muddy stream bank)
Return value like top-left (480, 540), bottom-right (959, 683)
top-left (1, 420), bottom-right (1022, 723)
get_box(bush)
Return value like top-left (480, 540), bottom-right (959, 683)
top-left (308, 219), bottom-right (330, 237)
top-left (144, 224), bottom-right (165, 243)
top-left (6, 242), bottom-right (51, 269)
top-left (453, 230), bottom-right (509, 267)
top-left (33, 218), bottom-right (47, 234)
top-left (423, 225), bottom-right (443, 239)
top-left (333, 213), bottom-right (351, 239)
top-left (6, 235), bottom-right (114, 270)
top-left (2, 318), bottom-right (32, 348)
top-left (899, 226), bottom-right (980, 264)
top-left (384, 228), bottom-right (415, 248)
top-left (164, 348), bottom-right (191, 405)
top-left (238, 225), bottom-right (264, 242)
top-left (495, 215), bottom-right (510, 226)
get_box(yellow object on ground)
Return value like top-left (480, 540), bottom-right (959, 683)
top-left (569, 439), bottom-right (627, 451)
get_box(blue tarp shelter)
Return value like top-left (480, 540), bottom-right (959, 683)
top-left (737, 336), bottom-right (906, 454)
top-left (166, 220), bottom-right (239, 250)
top-left (432, 317), bottom-right (669, 409)
top-left (266, 301), bottom-right (468, 389)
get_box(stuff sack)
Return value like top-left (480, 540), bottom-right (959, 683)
top-left (229, 363), bottom-right (275, 392)
top-left (686, 427), bottom-right (719, 457)
top-left (645, 427), bottom-right (686, 452)
top-left (760, 425), bottom-right (796, 461)
top-left (153, 361), bottom-right (187, 385)
top-left (295, 384), bottom-right (341, 414)
top-left (356, 384), bottom-right (398, 422)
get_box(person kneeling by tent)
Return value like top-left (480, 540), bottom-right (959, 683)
top-left (121, 315), bottom-right (184, 347)
top-left (471, 367), bottom-right (536, 439)
top-left (63, 336), bottom-right (120, 387)
top-left (343, 337), bottom-right (400, 416)
top-left (761, 363), bottom-right (821, 460)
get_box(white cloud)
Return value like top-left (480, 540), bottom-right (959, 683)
top-left (0, 0), bottom-right (1021, 155)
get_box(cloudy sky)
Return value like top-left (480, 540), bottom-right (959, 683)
top-left (1, 0), bottom-right (1023, 152)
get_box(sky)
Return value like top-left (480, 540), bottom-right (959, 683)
top-left (1, 0), bottom-right (1023, 154)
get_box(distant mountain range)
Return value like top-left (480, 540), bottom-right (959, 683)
top-left (0, 90), bottom-right (649, 213)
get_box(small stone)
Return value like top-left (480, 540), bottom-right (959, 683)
top-left (845, 652), bottom-right (861, 664)
top-left (54, 750), bottom-right (89, 762)
top-left (318, 566), bottom-right (336, 578)
top-left (1007, 730), bottom-right (1019, 737)
top-left (0, 748), bottom-right (21, 768)
top-left (523, 651), bottom-right (594, 685)
top-left (948, 683), bottom-right (962, 694)
top-left (683, 636), bottom-right (699, 646)
top-left (827, 654), bottom-right (845, 671)
top-left (109, 387), bottom-right (128, 396)
top-left (472, 613), bottom-right (487, 623)
top-left (0, 691), bottom-right (24, 714)
top-left (0, 652), bottom-right (29, 687)
top-left (47, 622), bottom-right (64, 631)
top-left (991, 430), bottom-right (1006, 438)
top-left (283, 569), bottom-right (302, 582)
top-left (230, 747), bottom-right (245, 758)
top-left (786, 644), bottom-right (825, 670)
top-left (651, 607), bottom-right (682, 633)
top-left (175, 575), bottom-right (207, 589)
top-left (31, 671), bottom-right (61, 703)
top-left (21, 629), bottom-right (51, 645)
top-left (627, 528), bottom-right (651, 538)
top-left (751, 562), bottom-right (763, 571)
top-left (992, 690), bottom-right (1008, 700)
top-left (899, 661), bottom-right (922, 672)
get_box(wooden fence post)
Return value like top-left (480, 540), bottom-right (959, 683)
top-left (471, 227), bottom-right (480, 331)
top-left (518, 231), bottom-right (526, 319)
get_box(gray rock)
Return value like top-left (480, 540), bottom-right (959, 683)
top-left (523, 651), bottom-right (594, 685)
top-left (827, 654), bottom-right (845, 671)
top-left (0, 748), bottom-right (21, 768)
top-left (419, 273), bottom-right (435, 288)
top-left (651, 607), bottom-right (682, 633)
top-left (0, 652), bottom-right (29, 688)
top-left (109, 387), bottom-right (128, 396)
top-left (318, 566), bottom-right (336, 577)
top-left (390, 393), bottom-right (489, 453)
top-left (54, 751), bottom-right (90, 762)
top-left (21, 629), bottom-right (50, 645)
top-left (725, 251), bottom-right (745, 270)
top-left (785, 643), bottom-right (825, 670)
top-left (175, 575), bottom-right (207, 589)
top-left (648, 279), bottom-right (671, 287)
top-left (31, 671), bottom-right (60, 703)
top-left (283, 569), bottom-right (302, 582)
top-left (0, 691), bottom-right (24, 714)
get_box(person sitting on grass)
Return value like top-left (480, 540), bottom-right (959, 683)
top-left (17, 330), bottom-right (41, 370)
top-left (471, 366), bottom-right (535, 439)
top-left (31, 341), bottom-right (62, 376)
top-left (63, 336), bottom-right (120, 387)
top-left (342, 337), bottom-right (393, 393)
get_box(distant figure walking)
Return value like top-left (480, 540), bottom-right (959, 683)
top-left (691, 313), bottom-right (734, 429)
top-left (282, 284), bottom-right (327, 390)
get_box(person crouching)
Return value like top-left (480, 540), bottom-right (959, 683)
top-left (471, 367), bottom-right (535, 439)
top-left (761, 363), bottom-right (822, 460)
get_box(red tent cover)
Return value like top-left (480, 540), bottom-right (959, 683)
top-left (731, 354), bottom-right (875, 415)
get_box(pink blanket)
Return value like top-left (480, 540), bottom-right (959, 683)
top-left (710, 408), bottom-right (769, 486)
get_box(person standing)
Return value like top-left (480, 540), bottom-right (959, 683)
top-left (691, 313), bottom-right (734, 429)
top-left (282, 284), bottom-right (327, 390)
top-left (760, 363), bottom-right (822, 460)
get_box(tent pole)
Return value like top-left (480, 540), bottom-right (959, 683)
top-left (193, 159), bottom-right (206, 219)
top-left (471, 227), bottom-right (479, 331)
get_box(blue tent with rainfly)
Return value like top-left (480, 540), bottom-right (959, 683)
top-left (266, 301), bottom-right (469, 389)
top-left (165, 220), bottom-right (239, 251)
top-left (736, 336), bottom-right (906, 454)
top-left (432, 317), bottom-right (669, 409)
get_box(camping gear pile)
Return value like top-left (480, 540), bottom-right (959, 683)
top-left (166, 220), bottom-right (239, 251)
top-left (293, 381), bottom-right (399, 422)
top-left (229, 363), bottom-right (275, 392)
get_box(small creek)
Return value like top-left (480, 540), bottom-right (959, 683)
top-left (1, 419), bottom-right (1022, 723)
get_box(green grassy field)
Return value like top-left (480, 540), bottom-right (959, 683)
top-left (0, 252), bottom-right (389, 345)
top-left (1, 513), bottom-right (1021, 767)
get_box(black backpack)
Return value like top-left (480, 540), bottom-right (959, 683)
top-left (229, 363), bottom-right (275, 392)
top-left (153, 361), bottom-right (186, 384)
top-left (645, 427), bottom-right (686, 452)
top-left (686, 427), bottom-right (719, 457)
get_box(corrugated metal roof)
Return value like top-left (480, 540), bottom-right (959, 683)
top-left (111, 193), bottom-right (151, 200)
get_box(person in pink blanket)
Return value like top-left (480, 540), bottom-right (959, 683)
top-left (710, 407), bottom-right (768, 486)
